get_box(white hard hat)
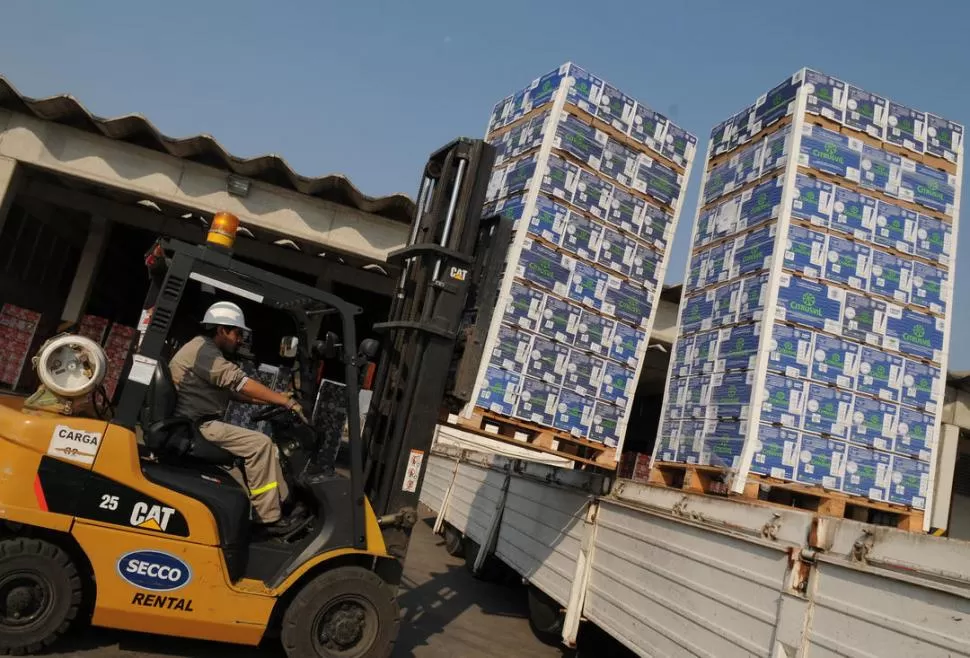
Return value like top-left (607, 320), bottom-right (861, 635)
top-left (203, 301), bottom-right (249, 331)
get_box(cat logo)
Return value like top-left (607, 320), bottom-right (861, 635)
top-left (130, 502), bottom-right (177, 533)
top-left (449, 267), bottom-right (468, 282)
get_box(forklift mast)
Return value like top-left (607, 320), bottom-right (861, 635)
top-left (362, 137), bottom-right (509, 584)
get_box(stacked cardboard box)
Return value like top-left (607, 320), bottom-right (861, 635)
top-left (468, 63), bottom-right (697, 450)
top-left (657, 68), bottom-right (962, 521)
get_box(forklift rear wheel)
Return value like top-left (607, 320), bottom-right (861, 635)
top-left (281, 566), bottom-right (400, 658)
top-left (0, 538), bottom-right (82, 656)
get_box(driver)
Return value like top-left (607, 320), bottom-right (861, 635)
top-left (169, 301), bottom-right (308, 536)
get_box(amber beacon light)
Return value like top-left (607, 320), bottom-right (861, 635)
top-left (207, 211), bottom-right (240, 249)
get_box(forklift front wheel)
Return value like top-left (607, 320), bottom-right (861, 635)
top-left (0, 538), bottom-right (83, 656)
top-left (281, 566), bottom-right (400, 658)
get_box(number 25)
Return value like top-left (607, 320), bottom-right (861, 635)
top-left (99, 495), bottom-right (119, 511)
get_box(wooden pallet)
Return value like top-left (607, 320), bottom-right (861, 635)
top-left (643, 462), bottom-right (924, 531)
top-left (450, 408), bottom-right (617, 469)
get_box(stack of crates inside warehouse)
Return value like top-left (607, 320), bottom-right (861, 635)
top-left (656, 68), bottom-right (963, 527)
top-left (466, 62), bottom-right (696, 454)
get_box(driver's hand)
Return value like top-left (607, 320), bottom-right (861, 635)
top-left (286, 399), bottom-right (309, 424)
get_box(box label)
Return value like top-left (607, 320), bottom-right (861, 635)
top-left (735, 224), bottom-right (776, 277)
top-left (610, 321), bottom-right (646, 368)
top-left (709, 370), bottom-right (755, 419)
top-left (900, 163), bottom-right (956, 217)
top-left (592, 401), bottom-right (625, 448)
top-left (599, 228), bottom-right (638, 277)
top-left (762, 124), bottom-right (794, 173)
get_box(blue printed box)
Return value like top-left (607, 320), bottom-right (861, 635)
top-left (563, 349), bottom-right (606, 397)
top-left (784, 224), bottom-right (827, 277)
top-left (710, 197), bottom-right (743, 246)
top-left (750, 425), bottom-right (800, 480)
top-left (603, 278), bottom-right (654, 327)
top-left (830, 186), bottom-right (877, 240)
top-left (517, 238), bottom-right (575, 297)
top-left (477, 366), bottom-right (521, 415)
top-left (738, 273), bottom-right (771, 323)
top-left (681, 291), bottom-right (715, 334)
top-left (910, 261), bottom-right (947, 314)
top-left (775, 273), bottom-right (845, 333)
top-left (592, 401), bottom-right (625, 447)
top-left (703, 420), bottom-right (747, 469)
top-left (599, 362), bottom-right (636, 409)
top-left (515, 378), bottom-right (560, 427)
top-left (561, 213), bottom-right (604, 260)
top-left (709, 370), bottom-right (756, 419)
top-left (552, 113), bottom-right (608, 169)
top-left (610, 321), bottom-right (646, 368)
top-left (803, 383), bottom-right (853, 438)
top-left (571, 168), bottom-right (614, 219)
top-left (895, 407), bottom-right (936, 462)
top-left (761, 373), bottom-right (806, 426)
top-left (752, 74), bottom-right (799, 130)
top-left (795, 434), bottom-right (847, 490)
top-left (710, 116), bottom-right (736, 157)
top-left (595, 81), bottom-right (636, 133)
top-left (738, 176), bottom-right (784, 230)
top-left (762, 124), bottom-right (794, 173)
top-left (576, 311), bottom-right (615, 356)
top-left (915, 214), bottom-right (953, 265)
top-left (523, 67), bottom-right (565, 111)
top-left (704, 161), bottom-right (737, 205)
top-left (849, 395), bottom-right (898, 451)
top-left (886, 102), bottom-right (927, 154)
top-left (874, 201), bottom-right (917, 254)
top-left (661, 123), bottom-right (697, 169)
top-left (664, 377), bottom-right (690, 416)
top-left (541, 153), bottom-right (579, 201)
top-left (606, 188), bottom-right (647, 236)
top-left (599, 138), bottom-right (639, 188)
top-left (682, 374), bottom-right (713, 419)
top-left (677, 420), bottom-right (705, 464)
top-left (899, 162), bottom-right (957, 217)
top-left (811, 334), bottom-right (860, 389)
top-left (842, 445), bottom-right (892, 502)
top-left (671, 334), bottom-right (694, 378)
top-left (734, 223), bottom-right (776, 277)
top-left (803, 69), bottom-right (846, 121)
top-left (554, 389), bottom-right (595, 438)
top-left (716, 323), bottom-right (761, 372)
top-left (845, 86), bottom-right (887, 139)
top-left (888, 455), bottom-right (930, 509)
top-left (690, 329), bottom-right (720, 375)
top-left (538, 295), bottom-right (582, 344)
top-left (902, 358), bottom-right (942, 412)
top-left (856, 346), bottom-right (904, 402)
top-left (883, 307), bottom-right (944, 363)
top-left (493, 154), bottom-right (540, 200)
top-left (632, 244), bottom-right (662, 289)
top-left (798, 124), bottom-right (862, 183)
top-left (640, 202), bottom-right (674, 252)
top-left (768, 324), bottom-right (813, 378)
top-left (527, 337), bottom-right (570, 385)
top-left (869, 248), bottom-right (912, 303)
top-left (712, 280), bottom-right (743, 327)
top-left (505, 282), bottom-right (545, 332)
top-left (528, 195), bottom-right (571, 244)
top-left (702, 241), bottom-right (735, 288)
top-left (635, 158), bottom-right (682, 207)
top-left (926, 114), bottom-right (963, 163)
top-left (657, 420), bottom-right (681, 461)
top-left (563, 64), bottom-right (604, 114)
top-left (491, 324), bottom-right (534, 372)
top-left (842, 292), bottom-right (888, 346)
top-left (631, 104), bottom-right (667, 151)
top-left (824, 234), bottom-right (870, 290)
top-left (859, 145), bottom-right (902, 198)
top-left (599, 228), bottom-right (637, 277)
top-left (790, 173), bottom-right (834, 226)
top-left (569, 262), bottom-right (611, 311)
top-left (732, 141), bottom-right (764, 187)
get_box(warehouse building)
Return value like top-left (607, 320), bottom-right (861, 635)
top-left (0, 76), bottom-right (413, 395)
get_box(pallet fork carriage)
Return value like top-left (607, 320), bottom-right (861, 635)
top-left (0, 137), bottom-right (500, 657)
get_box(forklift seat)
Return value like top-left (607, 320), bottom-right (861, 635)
top-left (141, 360), bottom-right (238, 468)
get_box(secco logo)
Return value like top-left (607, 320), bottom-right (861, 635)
top-left (117, 551), bottom-right (191, 592)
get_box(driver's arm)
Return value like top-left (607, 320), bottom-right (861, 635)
top-left (239, 377), bottom-right (297, 409)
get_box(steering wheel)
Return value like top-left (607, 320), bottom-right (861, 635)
top-left (252, 405), bottom-right (291, 423)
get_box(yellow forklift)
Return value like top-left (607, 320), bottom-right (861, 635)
top-left (0, 138), bottom-right (509, 657)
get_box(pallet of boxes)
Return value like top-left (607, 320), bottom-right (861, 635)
top-left (643, 68), bottom-right (961, 532)
top-left (448, 62), bottom-right (697, 469)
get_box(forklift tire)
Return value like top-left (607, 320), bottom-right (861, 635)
top-left (0, 538), bottom-right (82, 655)
top-left (527, 585), bottom-right (565, 645)
top-left (443, 525), bottom-right (464, 557)
top-left (281, 566), bottom-right (400, 658)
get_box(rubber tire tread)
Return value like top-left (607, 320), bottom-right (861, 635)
top-left (0, 538), bottom-right (82, 656)
top-left (281, 566), bottom-right (400, 658)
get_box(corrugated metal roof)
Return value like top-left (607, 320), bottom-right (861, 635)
top-left (0, 75), bottom-right (415, 224)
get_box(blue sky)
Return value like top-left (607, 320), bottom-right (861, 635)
top-left (2, 0), bottom-right (968, 366)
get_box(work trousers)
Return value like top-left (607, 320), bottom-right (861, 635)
top-left (199, 420), bottom-right (288, 523)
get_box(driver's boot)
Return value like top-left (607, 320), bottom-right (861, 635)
top-left (257, 513), bottom-right (307, 537)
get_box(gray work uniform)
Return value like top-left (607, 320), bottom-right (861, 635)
top-left (168, 335), bottom-right (288, 523)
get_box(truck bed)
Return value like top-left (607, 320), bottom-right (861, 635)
top-left (420, 426), bottom-right (970, 657)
